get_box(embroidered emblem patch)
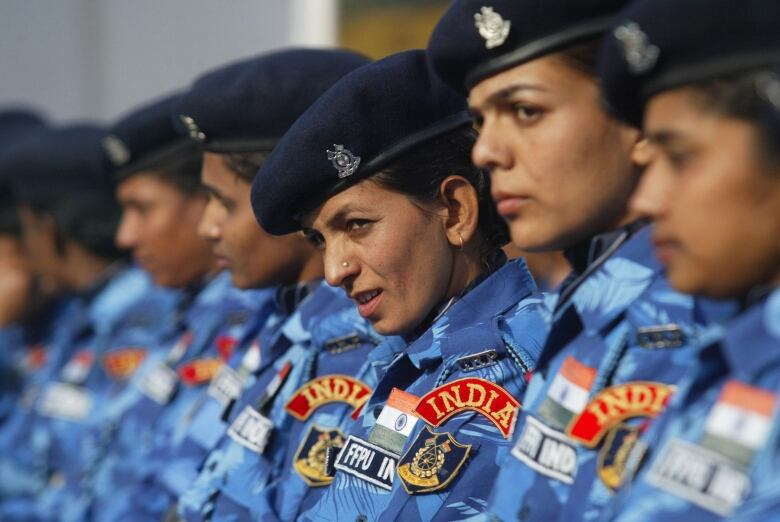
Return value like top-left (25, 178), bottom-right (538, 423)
top-left (326, 144), bottom-right (360, 179)
top-left (102, 348), bottom-right (147, 380)
top-left (413, 378), bottom-right (520, 438)
top-left (227, 405), bottom-right (274, 455)
top-left (368, 388), bottom-right (420, 454)
top-left (636, 324), bottom-right (686, 349)
top-left (474, 6), bottom-right (510, 49)
top-left (293, 425), bottom-right (346, 487)
top-left (646, 438), bottom-right (750, 517)
top-left (334, 435), bottom-right (399, 490)
top-left (567, 382), bottom-right (674, 447)
top-left (178, 358), bottom-right (223, 386)
top-left (613, 22), bottom-right (660, 74)
top-left (538, 356), bottom-right (597, 430)
top-left (700, 380), bottom-right (776, 468)
top-left (597, 423), bottom-right (641, 491)
top-left (397, 426), bottom-right (472, 494)
top-left (512, 415), bottom-right (578, 484)
top-left (285, 375), bottom-right (372, 421)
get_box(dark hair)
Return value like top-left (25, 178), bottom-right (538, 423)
top-left (690, 69), bottom-right (780, 168)
top-left (222, 151), bottom-right (269, 183)
top-left (555, 37), bottom-right (604, 78)
top-left (372, 125), bottom-right (509, 260)
top-left (146, 147), bottom-right (205, 195)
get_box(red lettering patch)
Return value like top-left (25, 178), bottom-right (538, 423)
top-left (567, 381), bottom-right (674, 447)
top-left (178, 358), bottom-right (223, 386)
top-left (285, 375), bottom-right (372, 421)
top-left (102, 348), bottom-right (148, 379)
top-left (413, 378), bottom-right (521, 438)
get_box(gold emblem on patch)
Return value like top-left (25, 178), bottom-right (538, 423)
top-left (293, 425), bottom-right (345, 487)
top-left (597, 423), bottom-right (640, 490)
top-left (397, 427), bottom-right (471, 494)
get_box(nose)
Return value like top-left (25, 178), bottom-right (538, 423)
top-left (115, 212), bottom-right (138, 250)
top-left (197, 198), bottom-right (223, 242)
top-left (472, 118), bottom-right (513, 171)
top-left (629, 158), bottom-right (672, 221)
top-left (323, 244), bottom-right (359, 288)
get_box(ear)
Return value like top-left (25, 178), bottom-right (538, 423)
top-left (630, 136), bottom-right (654, 167)
top-left (437, 175), bottom-right (480, 248)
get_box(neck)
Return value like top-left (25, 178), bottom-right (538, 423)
top-left (444, 244), bottom-right (486, 301)
top-left (61, 244), bottom-right (116, 292)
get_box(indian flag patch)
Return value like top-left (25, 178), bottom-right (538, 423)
top-left (539, 356), bottom-right (597, 430)
top-left (701, 380), bottom-right (776, 467)
top-left (368, 388), bottom-right (420, 455)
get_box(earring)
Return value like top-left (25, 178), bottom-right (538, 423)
top-left (457, 232), bottom-right (464, 250)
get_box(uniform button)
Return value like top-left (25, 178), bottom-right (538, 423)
top-left (356, 516), bottom-right (368, 522)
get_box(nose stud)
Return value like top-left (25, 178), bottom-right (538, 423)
top-left (342, 261), bottom-right (349, 267)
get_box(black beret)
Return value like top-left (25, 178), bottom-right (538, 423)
top-left (0, 124), bottom-right (113, 203)
top-left (251, 49), bottom-right (471, 235)
top-left (103, 93), bottom-right (196, 181)
top-left (0, 109), bottom-right (46, 147)
top-left (599, 0), bottom-right (780, 128)
top-left (428, 0), bottom-right (630, 94)
top-left (173, 48), bottom-right (371, 153)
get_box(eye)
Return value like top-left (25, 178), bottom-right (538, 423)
top-left (304, 230), bottom-right (325, 250)
top-left (512, 103), bottom-right (544, 123)
top-left (471, 114), bottom-right (484, 133)
top-left (346, 219), bottom-right (371, 233)
top-left (665, 150), bottom-right (695, 171)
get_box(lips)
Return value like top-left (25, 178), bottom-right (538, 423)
top-left (352, 289), bottom-right (383, 319)
top-left (652, 236), bottom-right (681, 264)
top-left (492, 190), bottom-right (531, 217)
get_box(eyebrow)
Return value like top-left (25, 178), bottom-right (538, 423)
top-left (470, 82), bottom-right (549, 113)
top-left (323, 203), bottom-right (374, 230)
top-left (646, 129), bottom-right (685, 147)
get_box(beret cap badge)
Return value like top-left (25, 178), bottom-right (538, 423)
top-left (101, 134), bottom-right (131, 166)
top-left (474, 6), bottom-right (511, 50)
top-left (613, 22), bottom-right (659, 75)
top-left (756, 72), bottom-right (780, 113)
top-left (326, 144), bottom-right (361, 179)
top-left (179, 114), bottom-right (206, 142)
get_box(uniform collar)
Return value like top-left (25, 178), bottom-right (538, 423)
top-left (719, 287), bottom-right (780, 377)
top-left (404, 257), bottom-right (537, 371)
top-left (275, 278), bottom-right (323, 316)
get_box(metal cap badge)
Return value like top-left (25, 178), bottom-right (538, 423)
top-left (326, 144), bottom-right (360, 179)
top-left (179, 114), bottom-right (206, 142)
top-left (101, 134), bottom-right (131, 166)
top-left (474, 6), bottom-right (511, 50)
top-left (613, 22), bottom-right (659, 75)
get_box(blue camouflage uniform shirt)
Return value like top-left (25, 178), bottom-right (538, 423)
top-left (299, 256), bottom-right (548, 522)
top-left (598, 287), bottom-right (780, 522)
top-left (487, 225), bottom-right (735, 522)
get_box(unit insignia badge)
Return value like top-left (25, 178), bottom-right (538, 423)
top-left (613, 22), bottom-right (659, 74)
top-left (293, 425), bottom-right (346, 486)
top-left (101, 135), bottom-right (130, 166)
top-left (179, 114), bottom-right (206, 141)
top-left (397, 426), bottom-right (472, 494)
top-left (326, 144), bottom-right (360, 179)
top-left (597, 423), bottom-right (641, 491)
top-left (474, 6), bottom-right (510, 49)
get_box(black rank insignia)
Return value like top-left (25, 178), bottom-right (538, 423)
top-left (293, 425), bottom-right (346, 486)
top-left (397, 426), bottom-right (472, 494)
top-left (598, 423), bottom-right (640, 491)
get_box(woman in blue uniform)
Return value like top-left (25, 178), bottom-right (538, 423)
top-left (593, 0), bottom-right (780, 519)
top-left (250, 50), bottom-right (549, 521)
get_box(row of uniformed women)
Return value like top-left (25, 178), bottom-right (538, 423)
top-left (0, 0), bottom-right (777, 521)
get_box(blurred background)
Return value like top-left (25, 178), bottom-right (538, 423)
top-left (0, 0), bottom-right (448, 122)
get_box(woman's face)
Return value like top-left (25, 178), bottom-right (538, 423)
top-left (632, 87), bottom-right (780, 298)
top-left (198, 152), bottom-right (318, 290)
top-left (302, 180), bottom-right (455, 336)
top-left (469, 55), bottom-right (642, 251)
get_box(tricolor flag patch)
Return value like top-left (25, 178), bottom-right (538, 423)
top-left (539, 356), bottom-right (597, 430)
top-left (701, 380), bottom-right (777, 467)
top-left (178, 358), bottom-right (224, 386)
top-left (368, 388), bottom-right (420, 454)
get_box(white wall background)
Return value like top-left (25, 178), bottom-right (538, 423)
top-left (0, 0), bottom-right (338, 123)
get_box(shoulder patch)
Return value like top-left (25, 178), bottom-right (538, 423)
top-left (178, 358), bottom-right (223, 386)
top-left (285, 375), bottom-right (372, 421)
top-left (413, 377), bottom-right (520, 438)
top-left (293, 424), bottom-right (346, 486)
top-left (334, 435), bottom-right (399, 490)
top-left (567, 382), bottom-right (674, 447)
top-left (102, 347), bottom-right (147, 380)
top-left (397, 426), bottom-right (472, 494)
